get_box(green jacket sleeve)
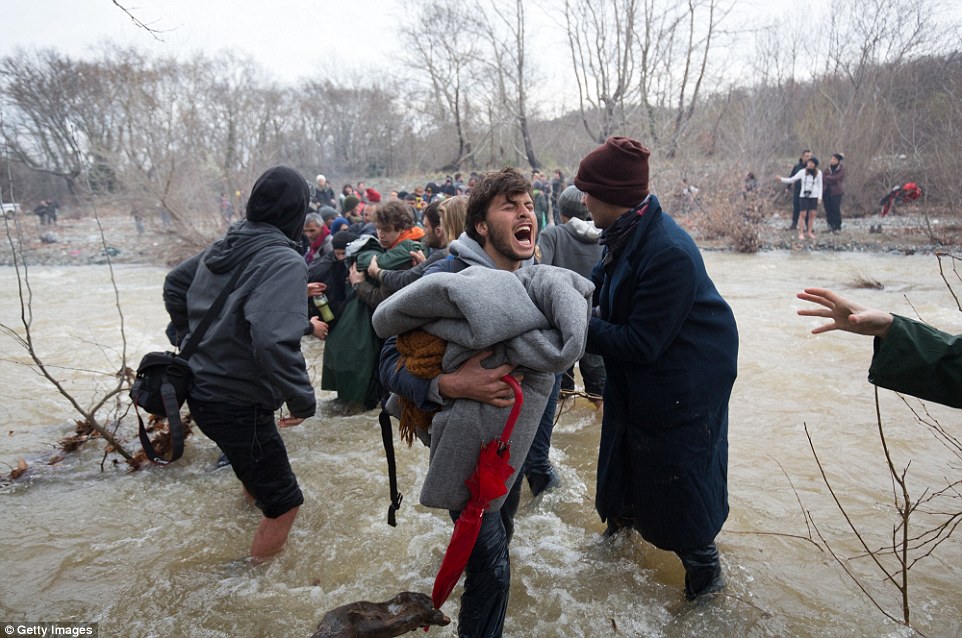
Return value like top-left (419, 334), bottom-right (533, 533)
top-left (376, 239), bottom-right (424, 271)
top-left (868, 314), bottom-right (962, 408)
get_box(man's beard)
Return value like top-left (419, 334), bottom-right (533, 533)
top-left (427, 230), bottom-right (445, 250)
top-left (488, 224), bottom-right (533, 262)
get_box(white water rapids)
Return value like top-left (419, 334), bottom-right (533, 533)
top-left (1, 251), bottom-right (960, 637)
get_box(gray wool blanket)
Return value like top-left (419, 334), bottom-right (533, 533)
top-left (372, 264), bottom-right (593, 511)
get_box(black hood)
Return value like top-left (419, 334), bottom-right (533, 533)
top-left (246, 165), bottom-right (310, 242)
top-left (204, 220), bottom-right (298, 273)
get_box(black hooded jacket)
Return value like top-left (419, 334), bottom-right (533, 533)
top-left (163, 166), bottom-right (316, 417)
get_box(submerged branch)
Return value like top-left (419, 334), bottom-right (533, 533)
top-left (935, 252), bottom-right (962, 312)
top-left (804, 422), bottom-right (896, 584)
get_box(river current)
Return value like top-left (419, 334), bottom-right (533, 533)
top-left (1, 251), bottom-right (960, 637)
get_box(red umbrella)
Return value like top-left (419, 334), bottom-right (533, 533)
top-left (431, 374), bottom-right (524, 610)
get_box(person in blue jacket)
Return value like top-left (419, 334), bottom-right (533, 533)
top-left (575, 137), bottom-right (739, 601)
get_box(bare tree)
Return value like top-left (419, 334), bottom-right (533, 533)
top-left (111, 0), bottom-right (166, 40)
top-left (0, 50), bottom-right (91, 193)
top-left (400, 0), bottom-right (480, 171)
top-left (805, 0), bottom-right (952, 210)
top-left (708, 23), bottom-right (806, 174)
top-left (797, 254), bottom-right (962, 635)
top-left (632, 0), bottom-right (682, 144)
top-left (662, 0), bottom-right (728, 158)
top-left (300, 78), bottom-right (411, 178)
top-left (564, 0), bottom-right (638, 143)
top-left (804, 391), bottom-right (961, 634)
top-left (479, 0), bottom-right (542, 169)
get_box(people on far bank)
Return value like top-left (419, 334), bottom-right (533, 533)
top-left (777, 156), bottom-right (822, 241)
top-left (785, 150), bottom-right (811, 232)
top-left (781, 149), bottom-right (847, 238)
top-left (33, 199), bottom-right (59, 226)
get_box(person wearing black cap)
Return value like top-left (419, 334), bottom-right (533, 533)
top-left (163, 165), bottom-right (322, 561)
top-left (822, 153), bottom-right (845, 232)
top-left (575, 137), bottom-right (739, 601)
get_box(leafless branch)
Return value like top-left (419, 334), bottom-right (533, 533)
top-left (110, 1), bottom-right (166, 41)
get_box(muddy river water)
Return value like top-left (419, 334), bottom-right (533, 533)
top-left (1, 251), bottom-right (960, 637)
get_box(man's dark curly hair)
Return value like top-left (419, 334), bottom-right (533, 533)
top-left (465, 167), bottom-right (532, 245)
top-left (374, 200), bottom-right (415, 231)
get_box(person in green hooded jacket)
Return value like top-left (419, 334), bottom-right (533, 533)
top-left (797, 287), bottom-right (962, 408)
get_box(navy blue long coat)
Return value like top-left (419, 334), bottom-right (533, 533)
top-left (586, 195), bottom-right (738, 551)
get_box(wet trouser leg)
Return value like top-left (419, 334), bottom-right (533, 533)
top-left (791, 192), bottom-right (801, 228)
top-left (451, 479), bottom-right (521, 638)
top-left (578, 353), bottom-right (607, 398)
top-left (676, 542), bottom-right (725, 601)
top-left (521, 372), bottom-right (562, 495)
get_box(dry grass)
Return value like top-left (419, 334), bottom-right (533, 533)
top-left (678, 173), bottom-right (769, 253)
top-left (851, 274), bottom-right (885, 289)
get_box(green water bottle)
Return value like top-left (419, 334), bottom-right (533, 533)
top-left (312, 293), bottom-right (335, 322)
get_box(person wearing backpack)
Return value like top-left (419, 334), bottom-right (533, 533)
top-left (163, 165), bottom-right (323, 561)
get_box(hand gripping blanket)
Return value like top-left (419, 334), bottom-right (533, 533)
top-left (372, 265), bottom-right (593, 511)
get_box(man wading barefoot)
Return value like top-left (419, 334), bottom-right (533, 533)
top-left (164, 166), bottom-right (323, 561)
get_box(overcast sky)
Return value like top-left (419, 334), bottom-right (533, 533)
top-left (0, 0), bottom-right (806, 80)
top-left (3, 0), bottom-right (405, 83)
top-left (3, 0), bottom-right (960, 111)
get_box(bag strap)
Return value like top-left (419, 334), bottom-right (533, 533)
top-left (138, 258), bottom-right (251, 465)
top-left (136, 376), bottom-right (186, 465)
top-left (379, 408), bottom-right (403, 526)
top-left (178, 258), bottom-right (252, 360)
top-left (378, 376), bottom-right (523, 526)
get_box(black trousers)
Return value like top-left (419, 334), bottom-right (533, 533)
top-left (449, 477), bottom-right (522, 637)
top-left (188, 397), bottom-right (303, 519)
top-left (824, 193), bottom-right (843, 231)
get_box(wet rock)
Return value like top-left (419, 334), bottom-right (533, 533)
top-left (311, 591), bottom-right (450, 638)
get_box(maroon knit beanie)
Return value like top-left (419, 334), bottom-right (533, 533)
top-left (574, 137), bottom-right (651, 208)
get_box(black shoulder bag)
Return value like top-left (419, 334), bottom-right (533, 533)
top-left (130, 260), bottom-right (250, 464)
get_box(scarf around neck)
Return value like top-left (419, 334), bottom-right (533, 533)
top-left (599, 197), bottom-right (650, 274)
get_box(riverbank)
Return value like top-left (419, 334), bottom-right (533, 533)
top-left (692, 207), bottom-right (962, 255)
top-left (2, 204), bottom-right (960, 268)
top-left (1, 211), bottom-right (199, 267)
